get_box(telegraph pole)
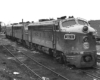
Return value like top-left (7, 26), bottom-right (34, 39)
top-left (0, 22), bottom-right (2, 32)
top-left (22, 19), bottom-right (24, 40)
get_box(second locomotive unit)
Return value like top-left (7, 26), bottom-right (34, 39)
top-left (6, 16), bottom-right (97, 68)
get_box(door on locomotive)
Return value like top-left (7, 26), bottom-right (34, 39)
top-left (56, 18), bottom-right (97, 68)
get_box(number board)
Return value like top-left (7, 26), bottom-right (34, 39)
top-left (64, 34), bottom-right (75, 40)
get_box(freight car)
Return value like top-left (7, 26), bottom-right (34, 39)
top-left (6, 16), bottom-right (97, 68)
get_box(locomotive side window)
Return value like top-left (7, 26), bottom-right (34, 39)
top-left (64, 34), bottom-right (75, 40)
top-left (62, 20), bottom-right (76, 27)
top-left (78, 20), bottom-right (88, 25)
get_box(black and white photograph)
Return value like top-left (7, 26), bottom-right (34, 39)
top-left (0, 0), bottom-right (100, 80)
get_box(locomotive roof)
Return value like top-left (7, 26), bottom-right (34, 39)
top-left (61, 17), bottom-right (88, 23)
top-left (12, 23), bottom-right (23, 27)
top-left (28, 17), bottom-right (89, 26)
top-left (28, 20), bottom-right (56, 26)
top-left (8, 17), bottom-right (89, 28)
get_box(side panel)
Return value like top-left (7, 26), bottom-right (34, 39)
top-left (28, 24), bottom-right (58, 49)
top-left (12, 25), bottom-right (23, 39)
top-left (56, 32), bottom-right (81, 53)
top-left (14, 30), bottom-right (22, 39)
top-left (31, 30), bottom-right (53, 48)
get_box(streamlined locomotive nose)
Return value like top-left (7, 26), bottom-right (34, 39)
top-left (80, 51), bottom-right (97, 68)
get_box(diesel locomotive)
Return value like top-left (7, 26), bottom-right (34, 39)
top-left (5, 16), bottom-right (97, 68)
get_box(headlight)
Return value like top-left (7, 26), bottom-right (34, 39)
top-left (83, 42), bottom-right (89, 49)
top-left (83, 26), bottom-right (88, 32)
top-left (83, 55), bottom-right (92, 62)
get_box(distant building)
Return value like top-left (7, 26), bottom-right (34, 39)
top-left (89, 20), bottom-right (100, 36)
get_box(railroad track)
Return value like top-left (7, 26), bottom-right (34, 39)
top-left (2, 45), bottom-right (70, 80)
top-left (3, 44), bottom-right (100, 80)
top-left (79, 66), bottom-right (100, 80)
top-left (85, 61), bottom-right (100, 79)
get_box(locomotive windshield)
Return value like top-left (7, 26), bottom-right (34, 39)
top-left (78, 20), bottom-right (88, 25)
top-left (62, 20), bottom-right (76, 27)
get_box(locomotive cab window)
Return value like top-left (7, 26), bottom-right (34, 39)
top-left (78, 20), bottom-right (88, 25)
top-left (62, 20), bottom-right (76, 27)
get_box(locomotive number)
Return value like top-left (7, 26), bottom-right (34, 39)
top-left (64, 34), bottom-right (75, 40)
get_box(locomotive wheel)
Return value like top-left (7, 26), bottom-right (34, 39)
top-left (56, 56), bottom-right (63, 64)
top-left (49, 49), bottom-right (53, 56)
top-left (56, 53), bottom-right (66, 64)
top-left (53, 51), bottom-right (57, 58)
top-left (29, 43), bottom-right (35, 51)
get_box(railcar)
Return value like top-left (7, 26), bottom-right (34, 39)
top-left (12, 24), bottom-right (23, 42)
top-left (6, 23), bottom-right (29, 44)
top-left (5, 24), bottom-right (12, 39)
top-left (6, 16), bottom-right (97, 68)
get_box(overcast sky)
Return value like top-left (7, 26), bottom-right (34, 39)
top-left (0, 0), bottom-right (100, 24)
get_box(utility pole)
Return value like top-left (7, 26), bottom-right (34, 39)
top-left (22, 19), bottom-right (24, 40)
top-left (0, 22), bottom-right (2, 32)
